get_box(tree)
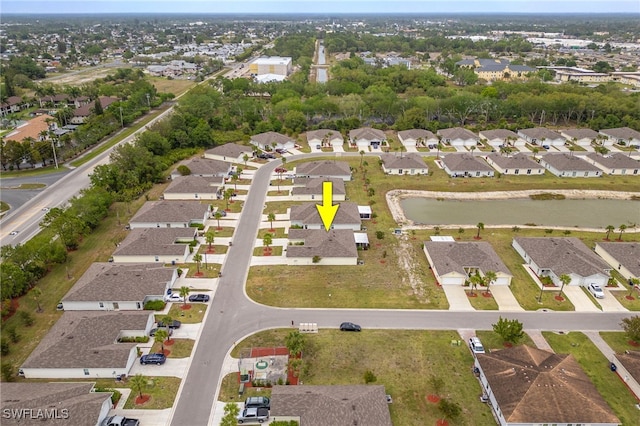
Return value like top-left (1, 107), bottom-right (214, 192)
top-left (458, 228), bottom-right (465, 239)
top-left (605, 225), bottom-right (615, 240)
top-left (483, 271), bottom-right (497, 295)
top-left (192, 254), bottom-right (202, 275)
top-left (162, 315), bottom-right (173, 333)
top-left (532, 147), bottom-right (539, 160)
top-left (223, 188), bottom-right (234, 210)
top-left (179, 286), bottom-right (190, 308)
top-left (359, 150), bottom-right (365, 167)
top-left (93, 97), bottom-right (104, 115)
top-left (558, 274), bottom-right (571, 298)
top-left (621, 315), bottom-right (640, 343)
top-left (618, 224), bottom-right (627, 241)
top-left (154, 328), bottom-right (168, 353)
top-left (476, 222), bottom-right (484, 239)
top-left (214, 211), bottom-right (223, 230)
top-left (438, 398), bottom-right (462, 423)
top-left (130, 374), bottom-right (147, 400)
top-left (627, 278), bottom-right (639, 299)
top-left (231, 172), bottom-right (239, 190)
top-left (221, 402), bottom-right (240, 426)
top-left (469, 273), bottom-right (482, 297)
top-left (263, 233), bottom-right (273, 252)
top-left (427, 374), bottom-right (445, 396)
top-left (177, 165), bottom-right (191, 176)
top-left (492, 316), bottom-right (525, 344)
top-left (205, 231), bottom-right (215, 251)
top-left (243, 154), bottom-right (249, 166)
top-left (268, 212), bottom-right (276, 231)
top-left (363, 370), bottom-right (377, 383)
top-left (31, 287), bottom-right (43, 313)
top-left (285, 330), bottom-right (305, 357)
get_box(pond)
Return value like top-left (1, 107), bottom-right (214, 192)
top-left (400, 198), bottom-right (640, 228)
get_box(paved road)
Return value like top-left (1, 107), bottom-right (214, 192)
top-left (169, 152), bottom-right (633, 426)
top-left (0, 169), bottom-right (71, 213)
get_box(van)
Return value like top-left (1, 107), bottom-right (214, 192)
top-left (245, 396), bottom-right (270, 410)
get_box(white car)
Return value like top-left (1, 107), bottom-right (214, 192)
top-left (588, 283), bottom-right (605, 299)
top-left (9, 231), bottom-right (19, 236)
top-left (469, 337), bottom-right (485, 354)
top-left (164, 293), bottom-right (184, 303)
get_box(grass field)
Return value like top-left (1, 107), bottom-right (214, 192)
top-left (222, 329), bottom-right (494, 426)
top-left (149, 77), bottom-right (196, 96)
top-left (543, 331), bottom-right (640, 425)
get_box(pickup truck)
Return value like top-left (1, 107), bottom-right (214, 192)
top-left (101, 415), bottom-right (140, 426)
top-left (237, 407), bottom-right (269, 424)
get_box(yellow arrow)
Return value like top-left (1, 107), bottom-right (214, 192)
top-left (316, 181), bottom-right (339, 231)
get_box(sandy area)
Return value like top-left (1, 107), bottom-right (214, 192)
top-left (385, 189), bottom-right (640, 232)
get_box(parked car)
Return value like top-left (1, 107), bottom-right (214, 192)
top-left (215, 209), bottom-right (227, 217)
top-left (56, 302), bottom-right (64, 311)
top-left (588, 283), bottom-right (605, 299)
top-left (469, 337), bottom-right (485, 354)
top-left (275, 148), bottom-right (287, 154)
top-left (237, 407), bottom-right (269, 424)
top-left (101, 415), bottom-right (140, 426)
top-left (150, 327), bottom-right (173, 337)
top-left (140, 353), bottom-right (166, 365)
top-left (157, 319), bottom-right (182, 329)
top-left (339, 322), bottom-right (362, 332)
top-left (542, 144), bottom-right (550, 149)
top-left (245, 396), bottom-right (270, 410)
top-left (164, 293), bottom-right (184, 303)
top-left (188, 294), bottom-right (210, 302)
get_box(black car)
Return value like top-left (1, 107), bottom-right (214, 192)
top-left (140, 353), bottom-right (166, 365)
top-left (339, 322), bottom-right (361, 332)
top-left (157, 320), bottom-right (182, 329)
top-left (149, 327), bottom-right (173, 337)
top-left (188, 294), bottom-right (210, 302)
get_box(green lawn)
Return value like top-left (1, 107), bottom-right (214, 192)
top-left (198, 244), bottom-right (229, 255)
top-left (465, 291), bottom-right (499, 310)
top-left (252, 246), bottom-right (283, 256)
top-left (156, 303), bottom-right (207, 324)
top-left (600, 331), bottom-right (640, 353)
top-left (543, 331), bottom-right (640, 425)
top-left (151, 338), bottom-right (194, 358)
top-left (476, 330), bottom-right (535, 350)
top-left (222, 329), bottom-right (494, 426)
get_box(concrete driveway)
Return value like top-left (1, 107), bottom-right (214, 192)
top-left (129, 358), bottom-right (190, 378)
top-left (599, 289), bottom-right (628, 312)
top-left (172, 323), bottom-right (202, 340)
top-left (442, 286), bottom-right (474, 311)
top-left (109, 408), bottom-right (172, 426)
top-left (562, 286), bottom-right (600, 312)
top-left (490, 286), bottom-right (524, 311)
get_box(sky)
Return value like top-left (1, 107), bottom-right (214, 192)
top-left (1, 0), bottom-right (639, 15)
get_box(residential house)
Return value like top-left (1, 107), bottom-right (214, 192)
top-left (512, 237), bottom-right (611, 287)
top-left (517, 128), bottom-right (566, 147)
top-left (379, 153), bottom-right (428, 175)
top-left (270, 385), bottom-right (392, 426)
top-left (560, 128), bottom-right (599, 147)
top-left (437, 127), bottom-right (479, 148)
top-left (70, 96), bottom-right (118, 124)
top-left (540, 153), bottom-right (602, 177)
top-left (475, 345), bottom-right (619, 426)
top-left (612, 350), bottom-right (640, 400)
top-left (594, 242), bottom-right (640, 281)
top-left (170, 158), bottom-right (233, 179)
top-left (20, 311), bottom-right (153, 379)
top-left (0, 383), bottom-right (112, 426)
top-left (61, 263), bottom-right (177, 311)
top-left (3, 114), bottom-right (56, 143)
top-left (163, 176), bottom-right (224, 200)
top-left (0, 96), bottom-right (24, 117)
top-left (128, 200), bottom-right (210, 229)
top-left (112, 228), bottom-right (196, 264)
top-left (585, 153), bottom-right (640, 175)
top-left (291, 177), bottom-right (346, 201)
top-left (286, 229), bottom-right (358, 266)
top-left (305, 129), bottom-right (344, 149)
top-left (485, 153), bottom-right (545, 175)
top-left (599, 127), bottom-right (640, 147)
top-left (478, 129), bottom-right (522, 149)
top-left (423, 241), bottom-right (512, 286)
top-left (250, 131), bottom-right (295, 151)
top-left (295, 160), bottom-right (352, 181)
top-left (441, 154), bottom-right (495, 178)
top-left (397, 129), bottom-right (437, 149)
top-left (289, 202), bottom-right (361, 231)
top-left (348, 127), bottom-right (386, 150)
top-left (204, 143), bottom-right (254, 163)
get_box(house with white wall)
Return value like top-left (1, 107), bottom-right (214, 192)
top-left (485, 153), bottom-right (544, 175)
top-left (560, 128), bottom-right (599, 147)
top-left (163, 176), bottom-right (224, 200)
top-left (441, 154), bottom-right (495, 177)
top-left (289, 202), bottom-right (362, 231)
top-left (512, 237), bottom-right (611, 287)
top-left (20, 311), bottom-right (153, 379)
top-left (397, 129), bottom-right (437, 149)
top-left (170, 158), bottom-right (232, 179)
top-left (517, 128), bottom-right (566, 147)
top-left (379, 153), bottom-right (428, 175)
top-left (61, 263), bottom-right (177, 311)
top-left (204, 143), bottom-right (254, 163)
top-left (423, 241), bottom-right (512, 286)
top-left (306, 129), bottom-right (344, 149)
top-left (599, 127), bottom-right (640, 147)
top-left (129, 201), bottom-right (210, 229)
top-left (250, 131), bottom-right (295, 151)
top-left (594, 242), bottom-right (639, 281)
top-left (478, 129), bottom-right (522, 149)
top-left (540, 153), bottom-right (602, 177)
top-left (437, 127), bottom-right (478, 148)
top-left (295, 160), bottom-right (352, 181)
top-left (291, 177), bottom-right (346, 201)
top-left (348, 127), bottom-right (386, 150)
top-left (112, 228), bottom-right (196, 264)
top-left (286, 229), bottom-right (358, 266)
top-left (585, 153), bottom-right (640, 175)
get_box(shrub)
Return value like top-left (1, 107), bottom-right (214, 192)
top-left (1, 363), bottom-right (15, 382)
top-left (19, 310), bottom-right (34, 327)
top-left (364, 370), bottom-right (377, 383)
top-left (7, 326), bottom-right (19, 343)
top-left (144, 300), bottom-right (166, 311)
top-left (376, 230), bottom-right (385, 240)
top-left (0, 339), bottom-right (9, 356)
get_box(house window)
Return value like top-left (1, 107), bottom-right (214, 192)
top-left (527, 169), bottom-right (531, 175)
top-left (136, 302), bottom-right (141, 309)
top-left (83, 369), bottom-right (89, 376)
top-left (195, 194), bottom-right (199, 198)
top-left (155, 256), bottom-right (159, 262)
top-left (476, 172), bottom-right (480, 176)
top-left (584, 172), bottom-right (588, 177)
top-left (514, 169), bottom-right (519, 175)
top-left (399, 169), bottom-right (403, 174)
top-left (572, 171), bottom-right (577, 177)
top-left (99, 302), bottom-right (104, 308)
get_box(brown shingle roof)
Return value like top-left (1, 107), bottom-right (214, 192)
top-left (287, 229), bottom-right (357, 258)
top-left (290, 202), bottom-right (361, 226)
top-left (22, 311), bottom-right (150, 369)
top-left (380, 153), bottom-right (428, 170)
top-left (113, 228), bottom-right (195, 256)
top-left (0, 383), bottom-right (111, 426)
top-left (600, 127), bottom-right (640, 141)
top-left (295, 160), bottom-right (351, 177)
top-left (73, 96), bottom-right (118, 117)
top-left (423, 241), bottom-right (511, 276)
top-left (561, 128), bottom-right (599, 140)
top-left (130, 200), bottom-right (209, 224)
top-left (270, 385), bottom-right (392, 426)
top-left (62, 263), bottom-right (173, 302)
top-left (291, 177), bottom-right (346, 196)
top-left (305, 129), bottom-right (344, 143)
top-left (477, 345), bottom-right (619, 424)
top-left (541, 153), bottom-right (601, 172)
top-left (596, 242), bottom-right (640, 277)
top-left (518, 127), bottom-right (565, 141)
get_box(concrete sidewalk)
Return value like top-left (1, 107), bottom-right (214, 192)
top-left (584, 330), bottom-right (616, 361)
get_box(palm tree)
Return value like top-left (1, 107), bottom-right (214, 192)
top-left (130, 374), bottom-right (147, 401)
top-left (469, 145), bottom-right (476, 156)
top-left (604, 225), bottom-right (615, 240)
top-left (267, 212), bottom-right (276, 231)
top-left (193, 253), bottom-right (202, 274)
top-left (558, 274), bottom-right (571, 298)
top-left (436, 141), bottom-right (443, 159)
top-left (629, 278), bottom-right (640, 299)
top-left (469, 273), bottom-right (482, 296)
top-left (214, 211), bottom-right (223, 230)
top-left (242, 154), bottom-right (249, 166)
top-left (205, 231), bottom-right (215, 251)
top-left (263, 233), bottom-right (273, 252)
top-left (179, 286), bottom-right (190, 307)
top-left (223, 188), bottom-right (234, 210)
top-left (618, 224), bottom-right (627, 241)
top-left (532, 147), bottom-right (539, 161)
top-left (359, 150), bottom-right (365, 168)
top-left (483, 271), bottom-right (497, 296)
top-left (458, 228), bottom-right (464, 239)
top-left (32, 287), bottom-right (43, 313)
top-left (476, 222), bottom-right (484, 239)
top-left (281, 156), bottom-right (287, 170)
top-left (231, 173), bottom-right (239, 190)
top-left (154, 328), bottom-right (168, 353)
top-left (162, 315), bottom-right (173, 334)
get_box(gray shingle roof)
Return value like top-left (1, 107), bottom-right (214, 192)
top-left (205, 143), bottom-right (253, 158)
top-left (586, 153), bottom-right (640, 169)
top-left (290, 202), bottom-right (362, 226)
top-left (541, 153), bottom-right (602, 172)
top-left (348, 127), bottom-right (386, 141)
top-left (164, 175), bottom-right (224, 195)
top-left (397, 128), bottom-right (436, 142)
top-left (251, 131), bottom-right (292, 145)
top-left (287, 229), bottom-right (357, 258)
top-left (22, 311), bottom-right (150, 369)
top-left (380, 153), bottom-right (428, 170)
top-left (561, 128), bottom-right (599, 140)
top-left (173, 158), bottom-right (231, 176)
top-left (600, 127), bottom-right (640, 141)
top-left (62, 263), bottom-right (173, 302)
top-left (596, 242), bottom-right (640, 277)
top-left (305, 129), bottom-right (344, 143)
top-left (518, 127), bottom-right (565, 141)
top-left (437, 127), bottom-right (478, 141)
top-left (423, 241), bottom-right (511, 276)
top-left (291, 177), bottom-right (346, 196)
top-left (441, 154), bottom-right (494, 172)
top-left (113, 228), bottom-right (196, 256)
top-left (477, 345), bottom-right (619, 424)
top-left (270, 385), bottom-right (392, 426)
top-left (486, 153), bottom-right (542, 170)
top-left (0, 383), bottom-right (111, 426)
top-left (295, 160), bottom-right (351, 177)
top-left (514, 237), bottom-right (610, 277)
top-left (479, 129), bottom-right (519, 141)
top-left (130, 200), bottom-right (209, 224)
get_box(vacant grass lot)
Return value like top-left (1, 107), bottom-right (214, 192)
top-left (222, 329), bottom-right (494, 426)
top-left (543, 331), bottom-right (640, 425)
top-left (149, 77), bottom-right (196, 96)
